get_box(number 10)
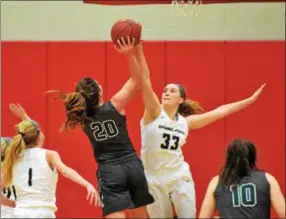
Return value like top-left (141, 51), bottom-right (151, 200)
top-left (230, 183), bottom-right (257, 207)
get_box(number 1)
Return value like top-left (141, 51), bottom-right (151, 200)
top-left (28, 168), bottom-right (32, 186)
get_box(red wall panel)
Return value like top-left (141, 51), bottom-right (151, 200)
top-left (105, 42), bottom-right (166, 155)
top-left (1, 42), bottom-right (48, 141)
top-left (47, 42), bottom-right (106, 218)
top-left (225, 41), bottom-right (285, 218)
top-left (165, 41), bottom-right (226, 214)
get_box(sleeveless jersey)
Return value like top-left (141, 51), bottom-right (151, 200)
top-left (140, 109), bottom-right (189, 172)
top-left (83, 101), bottom-right (136, 164)
top-left (12, 148), bottom-right (58, 211)
top-left (215, 171), bottom-right (271, 218)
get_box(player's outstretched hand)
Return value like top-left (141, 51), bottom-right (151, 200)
top-left (9, 103), bottom-right (31, 121)
top-left (114, 36), bottom-right (135, 54)
top-left (86, 183), bottom-right (100, 207)
top-left (249, 83), bottom-right (266, 103)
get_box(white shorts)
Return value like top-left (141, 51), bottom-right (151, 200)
top-left (145, 163), bottom-right (196, 218)
top-left (13, 207), bottom-right (56, 218)
top-left (1, 205), bottom-right (14, 218)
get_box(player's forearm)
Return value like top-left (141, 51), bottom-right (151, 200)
top-left (126, 53), bottom-right (142, 83)
top-left (217, 97), bottom-right (253, 117)
top-left (62, 167), bottom-right (89, 188)
top-left (134, 46), bottom-right (150, 79)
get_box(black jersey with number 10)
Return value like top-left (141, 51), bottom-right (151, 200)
top-left (214, 170), bottom-right (271, 219)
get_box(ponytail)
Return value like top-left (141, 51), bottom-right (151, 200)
top-left (58, 92), bottom-right (87, 131)
top-left (1, 138), bottom-right (11, 162)
top-left (178, 98), bottom-right (204, 117)
top-left (52, 78), bottom-right (101, 131)
top-left (2, 134), bottom-right (25, 187)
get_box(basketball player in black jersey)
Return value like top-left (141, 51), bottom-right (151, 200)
top-left (199, 138), bottom-right (285, 218)
top-left (58, 37), bottom-right (154, 218)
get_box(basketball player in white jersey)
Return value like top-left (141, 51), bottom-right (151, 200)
top-left (1, 103), bottom-right (100, 218)
top-left (1, 137), bottom-right (16, 218)
top-left (131, 43), bottom-right (266, 218)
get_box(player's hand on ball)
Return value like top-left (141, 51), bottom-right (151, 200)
top-left (115, 36), bottom-right (135, 54)
top-left (249, 83), bottom-right (266, 102)
top-left (86, 183), bottom-right (100, 207)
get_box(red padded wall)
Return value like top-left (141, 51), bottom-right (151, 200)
top-left (1, 42), bottom-right (48, 142)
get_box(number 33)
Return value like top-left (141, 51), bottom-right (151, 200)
top-left (161, 133), bottom-right (180, 150)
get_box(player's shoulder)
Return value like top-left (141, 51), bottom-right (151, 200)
top-left (102, 101), bottom-right (125, 115)
top-left (211, 175), bottom-right (219, 184)
top-left (265, 172), bottom-right (278, 184)
top-left (209, 175), bottom-right (220, 188)
top-left (45, 150), bottom-right (59, 157)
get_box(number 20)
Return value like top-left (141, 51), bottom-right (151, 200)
top-left (90, 120), bottom-right (119, 141)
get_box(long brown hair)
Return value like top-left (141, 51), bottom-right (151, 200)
top-left (219, 138), bottom-right (258, 186)
top-left (58, 77), bottom-right (101, 131)
top-left (176, 84), bottom-right (204, 117)
top-left (2, 120), bottom-right (40, 187)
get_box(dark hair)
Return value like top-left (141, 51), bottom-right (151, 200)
top-left (176, 84), bottom-right (204, 117)
top-left (219, 138), bottom-right (258, 186)
top-left (1, 137), bottom-right (12, 162)
top-left (59, 77), bottom-right (101, 131)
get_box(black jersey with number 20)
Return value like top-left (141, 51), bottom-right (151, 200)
top-left (83, 101), bottom-right (136, 164)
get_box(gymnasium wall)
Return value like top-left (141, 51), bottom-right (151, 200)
top-left (1, 1), bottom-right (285, 218)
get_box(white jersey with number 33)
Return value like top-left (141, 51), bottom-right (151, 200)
top-left (12, 148), bottom-right (58, 211)
top-left (140, 109), bottom-right (189, 173)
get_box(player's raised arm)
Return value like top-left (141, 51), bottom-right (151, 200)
top-left (133, 42), bottom-right (161, 125)
top-left (110, 37), bottom-right (142, 113)
top-left (185, 84), bottom-right (266, 130)
top-left (9, 103), bottom-right (31, 121)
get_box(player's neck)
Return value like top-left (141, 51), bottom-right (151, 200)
top-left (25, 145), bottom-right (42, 149)
top-left (163, 106), bottom-right (178, 121)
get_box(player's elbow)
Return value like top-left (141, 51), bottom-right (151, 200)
top-left (59, 166), bottom-right (72, 178)
top-left (274, 201), bottom-right (286, 218)
top-left (214, 106), bottom-right (227, 118)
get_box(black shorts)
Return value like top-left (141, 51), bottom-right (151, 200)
top-left (96, 154), bottom-right (154, 216)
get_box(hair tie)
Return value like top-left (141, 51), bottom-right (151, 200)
top-left (18, 132), bottom-right (25, 137)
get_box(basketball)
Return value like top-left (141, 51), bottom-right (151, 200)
top-left (111, 19), bottom-right (142, 47)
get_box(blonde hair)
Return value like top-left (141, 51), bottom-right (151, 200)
top-left (1, 137), bottom-right (11, 162)
top-left (2, 120), bottom-right (40, 187)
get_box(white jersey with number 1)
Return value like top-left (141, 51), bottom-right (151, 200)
top-left (12, 148), bottom-right (58, 218)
